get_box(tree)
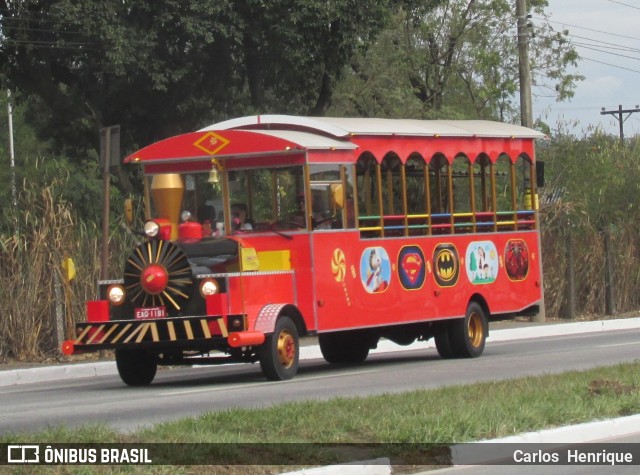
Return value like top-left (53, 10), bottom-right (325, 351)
top-left (330, 0), bottom-right (582, 121)
top-left (0, 0), bottom-right (390, 174)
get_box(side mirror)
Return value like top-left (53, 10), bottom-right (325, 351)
top-left (330, 184), bottom-right (345, 210)
top-left (536, 161), bottom-right (545, 188)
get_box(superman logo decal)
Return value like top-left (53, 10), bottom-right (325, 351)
top-left (398, 246), bottom-right (426, 290)
top-left (433, 243), bottom-right (459, 287)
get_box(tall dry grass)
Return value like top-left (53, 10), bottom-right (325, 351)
top-left (540, 202), bottom-right (640, 318)
top-left (0, 178), bottom-right (135, 361)
top-left (0, 180), bottom-right (73, 360)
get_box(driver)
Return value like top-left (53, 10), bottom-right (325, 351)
top-left (291, 193), bottom-right (307, 228)
top-left (231, 203), bottom-right (253, 233)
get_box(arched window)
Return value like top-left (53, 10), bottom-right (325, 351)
top-left (406, 154), bottom-right (429, 235)
top-left (452, 154), bottom-right (474, 233)
top-left (429, 154), bottom-right (452, 234)
top-left (515, 154), bottom-right (536, 230)
top-left (356, 153), bottom-right (383, 237)
top-left (473, 154), bottom-right (495, 232)
top-left (495, 153), bottom-right (516, 230)
top-left (381, 154), bottom-right (405, 236)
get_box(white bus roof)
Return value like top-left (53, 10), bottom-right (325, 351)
top-left (200, 115), bottom-right (545, 140)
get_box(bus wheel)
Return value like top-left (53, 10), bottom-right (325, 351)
top-left (259, 316), bottom-right (299, 381)
top-left (115, 349), bottom-right (157, 386)
top-left (450, 302), bottom-right (487, 358)
top-left (319, 332), bottom-right (370, 364)
top-left (434, 325), bottom-right (454, 359)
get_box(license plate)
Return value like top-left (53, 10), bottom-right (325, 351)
top-left (134, 306), bottom-right (167, 320)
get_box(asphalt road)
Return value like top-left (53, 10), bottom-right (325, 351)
top-left (1, 327), bottom-right (639, 435)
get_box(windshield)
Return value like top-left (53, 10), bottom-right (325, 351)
top-left (148, 163), bottom-right (355, 237)
top-left (227, 166), bottom-right (305, 233)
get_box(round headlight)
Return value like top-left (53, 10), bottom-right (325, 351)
top-left (199, 279), bottom-right (219, 297)
top-left (107, 284), bottom-right (126, 306)
top-left (144, 220), bottom-right (160, 237)
top-left (181, 210), bottom-right (192, 222)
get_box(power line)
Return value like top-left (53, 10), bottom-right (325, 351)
top-left (1, 24), bottom-right (91, 37)
top-left (536, 25), bottom-right (640, 53)
top-left (537, 32), bottom-right (640, 60)
top-left (606, 0), bottom-right (640, 11)
top-left (1, 39), bottom-right (98, 50)
top-left (580, 55), bottom-right (640, 74)
top-left (571, 43), bottom-right (640, 62)
top-left (532, 16), bottom-right (640, 43)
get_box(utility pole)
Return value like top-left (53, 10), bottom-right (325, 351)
top-left (600, 105), bottom-right (640, 145)
top-left (516, 0), bottom-right (533, 128)
top-left (6, 90), bottom-right (17, 207)
top-left (597, 104), bottom-right (639, 316)
top-left (99, 125), bottom-right (121, 280)
top-left (517, 0), bottom-right (545, 322)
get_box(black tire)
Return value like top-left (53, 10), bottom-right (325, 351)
top-left (259, 316), bottom-right (299, 381)
top-left (449, 302), bottom-right (488, 358)
top-left (319, 332), bottom-right (371, 364)
top-left (434, 323), bottom-right (454, 359)
top-left (115, 349), bottom-right (158, 386)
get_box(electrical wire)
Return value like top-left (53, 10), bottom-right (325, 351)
top-left (606, 0), bottom-right (640, 11)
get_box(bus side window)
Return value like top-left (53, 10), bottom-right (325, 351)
top-left (309, 164), bottom-right (346, 230)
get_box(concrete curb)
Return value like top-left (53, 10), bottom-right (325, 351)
top-left (449, 414), bottom-right (640, 466)
top-left (280, 458), bottom-right (391, 475)
top-left (0, 361), bottom-right (118, 387)
top-left (1, 317), bottom-right (638, 388)
top-left (279, 415), bottom-right (640, 475)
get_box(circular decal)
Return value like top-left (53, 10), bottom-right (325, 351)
top-left (331, 248), bottom-right (346, 283)
top-left (505, 239), bottom-right (529, 281)
top-left (360, 247), bottom-right (391, 293)
top-left (433, 243), bottom-right (459, 287)
top-left (398, 246), bottom-right (426, 290)
top-left (466, 241), bottom-right (499, 284)
top-left (331, 248), bottom-right (351, 306)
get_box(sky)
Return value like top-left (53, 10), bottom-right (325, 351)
top-left (532, 0), bottom-right (640, 137)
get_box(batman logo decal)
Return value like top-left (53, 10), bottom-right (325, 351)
top-left (433, 243), bottom-right (459, 287)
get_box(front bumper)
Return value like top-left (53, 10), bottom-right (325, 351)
top-left (62, 315), bottom-right (263, 355)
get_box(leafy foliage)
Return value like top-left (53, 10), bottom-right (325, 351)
top-left (540, 134), bottom-right (640, 229)
top-left (0, 0), bottom-right (390, 163)
top-left (330, 0), bottom-right (582, 121)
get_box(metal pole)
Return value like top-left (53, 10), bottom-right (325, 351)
top-left (516, 0), bottom-right (533, 128)
top-left (7, 90), bottom-right (17, 207)
top-left (618, 105), bottom-right (624, 143)
top-left (564, 223), bottom-right (575, 319)
top-left (100, 127), bottom-right (111, 280)
top-left (517, 0), bottom-right (545, 321)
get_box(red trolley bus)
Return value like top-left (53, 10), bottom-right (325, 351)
top-left (63, 115), bottom-right (545, 385)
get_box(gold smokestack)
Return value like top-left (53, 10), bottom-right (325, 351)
top-left (151, 174), bottom-right (184, 241)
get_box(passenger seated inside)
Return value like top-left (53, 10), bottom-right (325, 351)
top-left (231, 203), bottom-right (253, 233)
top-left (198, 200), bottom-right (216, 224)
top-left (292, 193), bottom-right (333, 230)
top-left (290, 193), bottom-right (307, 228)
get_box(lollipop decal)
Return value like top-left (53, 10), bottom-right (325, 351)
top-left (331, 248), bottom-right (351, 306)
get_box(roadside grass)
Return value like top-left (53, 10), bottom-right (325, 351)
top-left (1, 361), bottom-right (639, 474)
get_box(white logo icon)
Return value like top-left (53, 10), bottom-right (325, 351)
top-left (7, 445), bottom-right (40, 464)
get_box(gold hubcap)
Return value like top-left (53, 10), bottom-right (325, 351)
top-left (277, 329), bottom-right (296, 368)
top-left (467, 311), bottom-right (484, 348)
